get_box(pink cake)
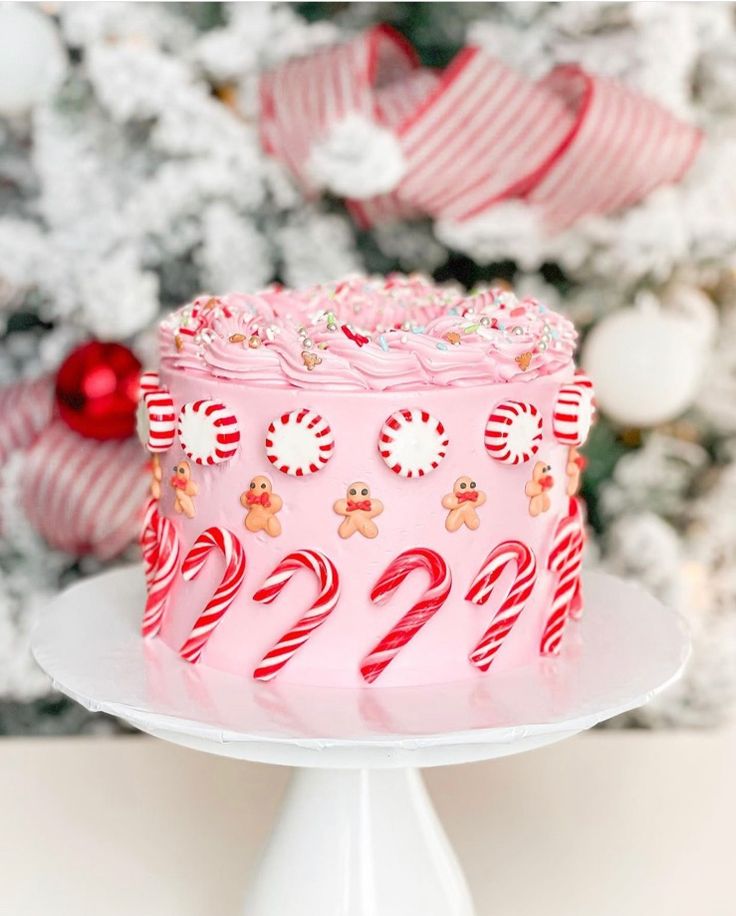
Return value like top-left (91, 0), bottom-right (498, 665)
top-left (137, 276), bottom-right (593, 688)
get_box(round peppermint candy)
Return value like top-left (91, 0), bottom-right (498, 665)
top-left (552, 377), bottom-right (595, 446)
top-left (265, 408), bottom-right (334, 476)
top-left (137, 389), bottom-right (176, 453)
top-left (139, 370), bottom-right (160, 396)
top-left (485, 400), bottom-right (542, 465)
top-left (378, 408), bottom-right (448, 478)
top-left (177, 400), bottom-right (240, 465)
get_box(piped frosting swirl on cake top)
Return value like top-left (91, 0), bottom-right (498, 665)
top-left (159, 275), bottom-right (577, 391)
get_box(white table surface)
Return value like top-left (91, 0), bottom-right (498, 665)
top-left (1, 726), bottom-right (733, 916)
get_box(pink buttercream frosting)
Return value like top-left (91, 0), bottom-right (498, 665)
top-left (159, 275), bottom-right (576, 391)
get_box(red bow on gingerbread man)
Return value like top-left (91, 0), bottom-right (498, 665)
top-left (246, 490), bottom-right (271, 508)
top-left (456, 490), bottom-right (479, 503)
top-left (347, 498), bottom-right (372, 512)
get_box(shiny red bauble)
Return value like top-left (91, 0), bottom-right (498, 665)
top-left (54, 341), bottom-right (142, 440)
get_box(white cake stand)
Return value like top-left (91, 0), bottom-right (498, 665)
top-left (32, 567), bottom-right (689, 916)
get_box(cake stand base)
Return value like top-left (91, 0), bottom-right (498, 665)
top-left (32, 568), bottom-right (689, 916)
top-left (242, 767), bottom-right (473, 916)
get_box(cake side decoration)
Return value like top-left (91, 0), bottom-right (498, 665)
top-left (171, 461), bottom-right (198, 519)
top-left (253, 550), bottom-right (340, 681)
top-left (141, 512), bottom-right (180, 639)
top-left (179, 526), bottom-right (247, 663)
top-left (137, 388), bottom-right (176, 453)
top-left (465, 540), bottom-right (537, 671)
top-left (149, 454), bottom-right (163, 500)
top-left (525, 461), bottom-right (554, 517)
top-left (241, 476), bottom-right (283, 538)
top-left (540, 498), bottom-right (585, 655)
top-left (139, 370), bottom-right (161, 395)
top-left (141, 497), bottom-right (160, 590)
top-left (566, 447), bottom-right (586, 496)
top-left (333, 482), bottom-right (384, 539)
top-left (484, 400), bottom-right (543, 465)
top-left (177, 399), bottom-right (241, 466)
top-left (442, 477), bottom-right (486, 532)
top-left (552, 375), bottom-right (595, 446)
top-left (265, 408), bottom-right (334, 476)
top-left (360, 548), bottom-right (452, 684)
top-left (378, 408), bottom-right (448, 478)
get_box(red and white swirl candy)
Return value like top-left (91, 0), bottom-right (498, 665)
top-left (378, 408), bottom-right (448, 478)
top-left (177, 399), bottom-right (240, 465)
top-left (361, 547), bottom-right (451, 683)
top-left (552, 374), bottom-right (595, 446)
top-left (485, 401), bottom-right (542, 465)
top-left (179, 527), bottom-right (247, 662)
top-left (265, 408), bottom-right (334, 476)
top-left (141, 515), bottom-right (180, 639)
top-left (539, 499), bottom-right (585, 656)
top-left (465, 540), bottom-right (537, 671)
top-left (137, 388), bottom-right (176, 453)
top-left (139, 370), bottom-right (161, 396)
top-left (253, 549), bottom-right (340, 681)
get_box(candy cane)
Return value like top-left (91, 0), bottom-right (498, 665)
top-left (567, 498), bottom-right (586, 622)
top-left (140, 497), bottom-right (160, 588)
top-left (179, 527), bottom-right (247, 663)
top-left (141, 516), bottom-right (180, 638)
top-left (465, 540), bottom-right (537, 671)
top-left (253, 549), bottom-right (340, 681)
top-left (360, 548), bottom-right (451, 684)
top-left (539, 502), bottom-right (585, 655)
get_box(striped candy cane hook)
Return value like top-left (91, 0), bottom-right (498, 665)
top-left (465, 540), bottom-right (537, 671)
top-left (360, 547), bottom-right (451, 684)
top-left (141, 515), bottom-right (180, 638)
top-left (140, 497), bottom-right (160, 588)
top-left (540, 498), bottom-right (586, 658)
top-left (253, 549), bottom-right (340, 681)
top-left (179, 527), bottom-right (247, 663)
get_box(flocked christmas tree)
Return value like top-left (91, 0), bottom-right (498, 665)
top-left (2, 1), bottom-right (736, 732)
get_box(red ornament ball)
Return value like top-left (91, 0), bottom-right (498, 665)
top-left (55, 341), bottom-right (142, 440)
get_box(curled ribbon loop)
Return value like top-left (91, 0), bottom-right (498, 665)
top-left (260, 25), bottom-right (702, 232)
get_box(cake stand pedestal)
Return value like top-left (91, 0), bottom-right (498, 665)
top-left (32, 567), bottom-right (689, 916)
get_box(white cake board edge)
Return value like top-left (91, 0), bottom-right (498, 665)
top-left (31, 567), bottom-right (690, 916)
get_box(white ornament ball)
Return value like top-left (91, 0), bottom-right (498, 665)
top-left (582, 304), bottom-right (705, 427)
top-left (0, 4), bottom-right (67, 117)
top-left (306, 114), bottom-right (406, 199)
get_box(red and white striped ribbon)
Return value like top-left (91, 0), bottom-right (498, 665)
top-left (0, 376), bottom-right (54, 468)
top-left (21, 420), bottom-right (149, 559)
top-left (253, 549), bottom-right (340, 681)
top-left (179, 526), bottom-right (247, 663)
top-left (260, 24), bottom-right (418, 195)
top-left (261, 27), bottom-right (701, 232)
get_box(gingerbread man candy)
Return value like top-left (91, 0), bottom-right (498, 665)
top-left (566, 447), bottom-right (587, 497)
top-left (524, 461), bottom-right (554, 517)
top-left (333, 482), bottom-right (384, 539)
top-left (171, 460), bottom-right (198, 519)
top-left (150, 453), bottom-right (163, 500)
top-left (442, 476), bottom-right (486, 532)
top-left (241, 475), bottom-right (283, 537)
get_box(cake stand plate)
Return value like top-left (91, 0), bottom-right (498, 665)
top-left (32, 567), bottom-right (689, 916)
